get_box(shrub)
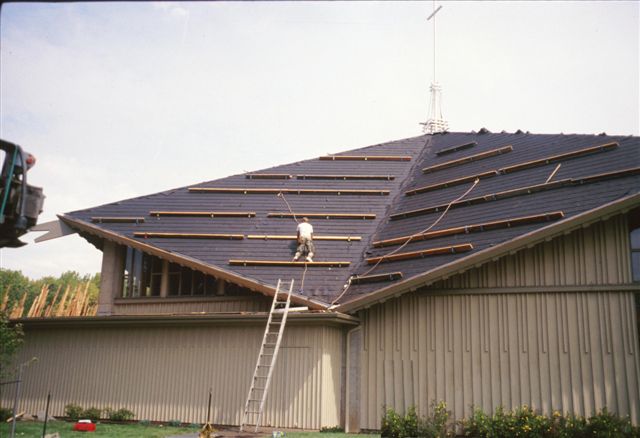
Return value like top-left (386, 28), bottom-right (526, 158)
top-left (139, 419), bottom-right (151, 426)
top-left (0, 407), bottom-right (12, 422)
top-left (381, 403), bottom-right (453, 438)
top-left (461, 405), bottom-right (639, 438)
top-left (64, 403), bottom-right (84, 421)
top-left (586, 408), bottom-right (638, 438)
top-left (381, 407), bottom-right (404, 438)
top-left (320, 426), bottom-right (344, 433)
top-left (107, 408), bottom-right (135, 422)
top-left (81, 407), bottom-right (102, 422)
top-left (167, 419), bottom-right (182, 427)
top-left (418, 401), bottom-right (453, 438)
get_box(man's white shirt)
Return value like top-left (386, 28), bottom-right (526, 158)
top-left (297, 222), bottom-right (313, 239)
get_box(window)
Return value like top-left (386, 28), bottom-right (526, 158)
top-left (120, 247), bottom-right (251, 298)
top-left (122, 247), bottom-right (158, 297)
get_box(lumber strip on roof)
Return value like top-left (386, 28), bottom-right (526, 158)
top-left (499, 142), bottom-right (618, 174)
top-left (391, 179), bottom-right (572, 220)
top-left (267, 212), bottom-right (376, 220)
top-left (91, 217), bottom-right (145, 223)
top-left (405, 170), bottom-right (499, 196)
top-left (149, 211), bottom-right (256, 218)
top-left (422, 145), bottom-right (513, 173)
top-left (374, 211), bottom-right (565, 247)
top-left (247, 234), bottom-right (362, 241)
top-left (319, 155), bottom-right (412, 161)
top-left (296, 174), bottom-right (395, 180)
top-left (350, 272), bottom-right (403, 284)
top-left (229, 260), bottom-right (351, 267)
top-left (188, 187), bottom-right (390, 195)
top-left (245, 173), bottom-right (293, 179)
top-left (435, 141), bottom-right (477, 156)
top-left (134, 232), bottom-right (244, 240)
top-left (573, 166), bottom-right (640, 183)
top-left (366, 243), bottom-right (473, 264)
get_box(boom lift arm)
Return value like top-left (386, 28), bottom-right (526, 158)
top-left (0, 139), bottom-right (45, 248)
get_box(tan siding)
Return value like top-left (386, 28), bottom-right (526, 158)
top-left (112, 297), bottom-right (271, 315)
top-left (436, 215), bottom-right (631, 289)
top-left (2, 323), bottom-right (343, 429)
top-left (359, 291), bottom-right (640, 429)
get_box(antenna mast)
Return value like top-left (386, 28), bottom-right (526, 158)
top-left (420, 1), bottom-right (448, 134)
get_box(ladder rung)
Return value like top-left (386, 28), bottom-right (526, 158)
top-left (261, 353), bottom-right (274, 356)
top-left (257, 364), bottom-right (271, 367)
top-left (245, 411), bottom-right (261, 414)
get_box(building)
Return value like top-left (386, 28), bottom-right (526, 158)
top-left (5, 130), bottom-right (640, 430)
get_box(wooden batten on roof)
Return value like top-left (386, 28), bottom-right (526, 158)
top-left (296, 174), bottom-right (395, 180)
top-left (134, 232), bottom-right (244, 240)
top-left (149, 211), bottom-right (256, 218)
top-left (499, 141), bottom-right (618, 174)
top-left (229, 260), bottom-right (351, 267)
top-left (405, 170), bottom-right (498, 196)
top-left (91, 217), bottom-right (145, 223)
top-left (267, 212), bottom-right (376, 220)
top-left (247, 234), bottom-right (361, 241)
top-left (188, 187), bottom-right (389, 196)
top-left (374, 211), bottom-right (565, 247)
top-left (366, 243), bottom-right (473, 264)
top-left (350, 272), bottom-right (403, 284)
top-left (422, 145), bottom-right (513, 173)
top-left (319, 155), bottom-right (412, 161)
top-left (435, 141), bottom-right (477, 156)
top-left (245, 173), bottom-right (292, 179)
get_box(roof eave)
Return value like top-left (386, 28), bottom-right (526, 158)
top-left (59, 215), bottom-right (329, 311)
top-left (335, 191), bottom-right (640, 313)
top-left (13, 311), bottom-right (360, 328)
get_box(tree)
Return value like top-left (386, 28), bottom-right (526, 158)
top-left (0, 311), bottom-right (24, 380)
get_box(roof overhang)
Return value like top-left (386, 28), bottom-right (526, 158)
top-left (335, 191), bottom-right (640, 313)
top-left (59, 215), bottom-right (330, 311)
top-left (14, 311), bottom-right (359, 329)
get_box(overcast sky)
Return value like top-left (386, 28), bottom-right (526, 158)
top-left (1, 1), bottom-right (638, 279)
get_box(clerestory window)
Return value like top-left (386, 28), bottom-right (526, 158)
top-left (120, 247), bottom-right (249, 298)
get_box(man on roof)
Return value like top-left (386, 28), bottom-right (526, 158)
top-left (293, 217), bottom-right (315, 262)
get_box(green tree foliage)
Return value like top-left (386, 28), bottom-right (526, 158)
top-left (0, 311), bottom-right (24, 380)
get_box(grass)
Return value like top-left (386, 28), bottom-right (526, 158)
top-left (0, 420), bottom-right (200, 437)
top-left (0, 421), bottom-right (382, 438)
top-left (286, 434), bottom-right (379, 438)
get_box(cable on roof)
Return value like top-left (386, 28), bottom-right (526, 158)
top-left (330, 177), bottom-right (480, 306)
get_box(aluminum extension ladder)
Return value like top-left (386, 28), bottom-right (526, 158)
top-left (240, 279), bottom-right (294, 432)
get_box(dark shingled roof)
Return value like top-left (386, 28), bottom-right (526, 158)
top-left (63, 131), bottom-right (640, 306)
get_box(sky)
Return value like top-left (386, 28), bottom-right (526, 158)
top-left (1, 1), bottom-right (638, 279)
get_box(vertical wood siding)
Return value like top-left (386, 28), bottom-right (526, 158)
top-left (2, 323), bottom-right (344, 429)
top-left (359, 291), bottom-right (640, 429)
top-left (436, 215), bottom-right (631, 289)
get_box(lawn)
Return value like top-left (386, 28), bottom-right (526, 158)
top-left (0, 421), bottom-right (382, 438)
top-left (0, 420), bottom-right (199, 437)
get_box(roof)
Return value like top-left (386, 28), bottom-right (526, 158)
top-left (62, 130), bottom-right (640, 311)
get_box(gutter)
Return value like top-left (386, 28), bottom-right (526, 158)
top-left (335, 191), bottom-right (640, 313)
top-left (59, 215), bottom-right (330, 311)
top-left (15, 311), bottom-right (360, 329)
